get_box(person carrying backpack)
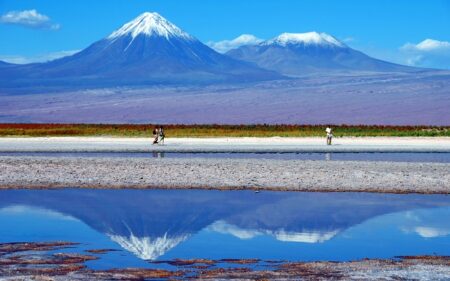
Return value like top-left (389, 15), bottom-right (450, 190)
top-left (152, 127), bottom-right (159, 145)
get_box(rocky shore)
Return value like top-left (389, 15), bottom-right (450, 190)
top-left (1, 156), bottom-right (449, 193)
top-left (1, 241), bottom-right (449, 281)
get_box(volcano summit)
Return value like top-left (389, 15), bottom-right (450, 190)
top-left (227, 32), bottom-right (416, 76)
top-left (0, 12), bottom-right (280, 91)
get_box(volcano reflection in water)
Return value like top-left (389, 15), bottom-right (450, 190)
top-left (0, 189), bottom-right (449, 265)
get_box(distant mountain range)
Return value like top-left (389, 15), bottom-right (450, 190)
top-left (2, 12), bottom-right (447, 125)
top-left (227, 32), bottom-right (416, 76)
top-left (0, 12), bottom-right (423, 91)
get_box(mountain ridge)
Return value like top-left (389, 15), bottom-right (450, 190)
top-left (264, 32), bottom-right (345, 48)
top-left (0, 12), bottom-right (428, 93)
top-left (227, 32), bottom-right (418, 76)
top-left (0, 12), bottom-right (282, 91)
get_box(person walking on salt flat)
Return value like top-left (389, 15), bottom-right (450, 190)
top-left (326, 126), bottom-right (333, 145)
top-left (152, 127), bottom-right (159, 145)
top-left (159, 126), bottom-right (165, 145)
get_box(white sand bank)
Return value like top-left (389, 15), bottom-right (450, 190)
top-left (0, 137), bottom-right (449, 153)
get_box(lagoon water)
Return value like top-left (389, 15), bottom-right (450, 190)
top-left (2, 152), bottom-right (450, 163)
top-left (0, 189), bottom-right (449, 270)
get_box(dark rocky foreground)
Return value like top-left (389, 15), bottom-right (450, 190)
top-left (0, 241), bottom-right (449, 280)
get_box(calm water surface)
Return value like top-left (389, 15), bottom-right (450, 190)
top-left (0, 189), bottom-right (449, 270)
top-left (2, 152), bottom-right (450, 162)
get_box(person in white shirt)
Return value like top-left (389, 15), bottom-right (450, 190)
top-left (325, 127), bottom-right (333, 145)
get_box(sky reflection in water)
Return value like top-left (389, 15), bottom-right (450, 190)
top-left (0, 189), bottom-right (449, 270)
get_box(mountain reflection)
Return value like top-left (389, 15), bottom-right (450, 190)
top-left (0, 189), bottom-right (448, 260)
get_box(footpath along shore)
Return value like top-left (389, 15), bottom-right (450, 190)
top-left (0, 136), bottom-right (449, 193)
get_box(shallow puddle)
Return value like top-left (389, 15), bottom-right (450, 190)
top-left (0, 189), bottom-right (449, 270)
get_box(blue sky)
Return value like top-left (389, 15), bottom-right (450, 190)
top-left (0, 0), bottom-right (449, 68)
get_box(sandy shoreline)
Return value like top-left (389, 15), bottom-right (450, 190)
top-left (1, 156), bottom-right (449, 193)
top-left (1, 137), bottom-right (450, 153)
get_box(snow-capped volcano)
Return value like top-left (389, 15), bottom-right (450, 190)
top-left (0, 12), bottom-right (280, 89)
top-left (227, 31), bottom-right (416, 76)
top-left (108, 12), bottom-right (193, 40)
top-left (265, 32), bottom-right (345, 48)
